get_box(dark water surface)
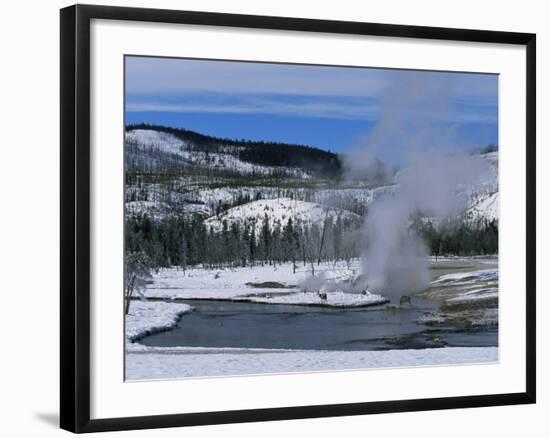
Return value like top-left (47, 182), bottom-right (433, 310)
top-left (138, 298), bottom-right (498, 351)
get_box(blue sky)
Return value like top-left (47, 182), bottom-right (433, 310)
top-left (125, 56), bottom-right (498, 164)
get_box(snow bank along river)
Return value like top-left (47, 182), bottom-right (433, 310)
top-left (126, 257), bottom-right (498, 380)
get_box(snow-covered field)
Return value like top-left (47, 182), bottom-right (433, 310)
top-left (142, 260), bottom-right (500, 308)
top-left (126, 346), bottom-right (498, 380)
top-left (242, 290), bottom-right (385, 307)
top-left (143, 260), bottom-right (387, 307)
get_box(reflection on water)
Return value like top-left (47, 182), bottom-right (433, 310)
top-left (138, 298), bottom-right (498, 351)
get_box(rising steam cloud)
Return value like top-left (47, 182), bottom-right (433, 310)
top-left (358, 151), bottom-right (490, 302)
top-left (345, 73), bottom-right (491, 302)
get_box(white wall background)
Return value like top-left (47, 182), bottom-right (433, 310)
top-left (0, 0), bottom-right (546, 436)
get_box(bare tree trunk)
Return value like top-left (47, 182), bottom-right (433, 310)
top-left (125, 290), bottom-right (133, 315)
top-left (317, 210), bottom-right (330, 266)
top-left (124, 275), bottom-right (135, 315)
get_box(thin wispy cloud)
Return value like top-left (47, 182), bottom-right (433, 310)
top-left (126, 93), bottom-right (497, 124)
top-left (127, 96), bottom-right (379, 120)
top-left (127, 102), bottom-right (379, 120)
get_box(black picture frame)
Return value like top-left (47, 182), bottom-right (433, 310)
top-left (60, 4), bottom-right (536, 433)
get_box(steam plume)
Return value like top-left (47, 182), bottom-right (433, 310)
top-left (358, 151), bottom-right (489, 302)
top-left (346, 73), bottom-right (491, 302)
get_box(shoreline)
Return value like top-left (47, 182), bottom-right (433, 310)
top-left (136, 295), bottom-right (391, 309)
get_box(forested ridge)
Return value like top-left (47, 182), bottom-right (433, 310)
top-left (127, 123), bottom-right (342, 178)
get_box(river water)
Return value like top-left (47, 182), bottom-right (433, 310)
top-left (138, 297), bottom-right (498, 351)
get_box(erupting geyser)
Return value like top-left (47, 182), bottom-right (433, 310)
top-left (342, 74), bottom-right (492, 303)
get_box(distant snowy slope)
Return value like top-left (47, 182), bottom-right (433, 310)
top-left (482, 151), bottom-right (498, 166)
top-left (125, 127), bottom-right (499, 225)
top-left (204, 198), bottom-right (361, 234)
top-left (462, 152), bottom-right (498, 223)
top-left (126, 129), bottom-right (310, 178)
top-left (465, 192), bottom-right (499, 223)
top-left (466, 152), bottom-right (499, 196)
top-left (126, 129), bottom-right (188, 154)
top-left (183, 185), bottom-right (397, 213)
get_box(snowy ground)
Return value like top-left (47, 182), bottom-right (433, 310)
top-left (125, 300), bottom-right (193, 345)
top-left (241, 290), bottom-right (386, 307)
top-left (126, 346), bottom-right (498, 380)
top-left (143, 260), bottom-right (387, 307)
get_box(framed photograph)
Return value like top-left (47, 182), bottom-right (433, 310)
top-left (60, 4), bottom-right (536, 433)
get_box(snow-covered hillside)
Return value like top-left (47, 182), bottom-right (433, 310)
top-left (465, 192), bottom-right (499, 223)
top-left (124, 127), bottom-right (499, 226)
top-left (204, 197), bottom-right (361, 234)
top-left (464, 152), bottom-right (498, 198)
top-left (459, 152), bottom-right (498, 223)
top-left (126, 129), bottom-right (310, 178)
top-left (124, 183), bottom-right (399, 221)
top-left (126, 129), bottom-right (189, 155)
